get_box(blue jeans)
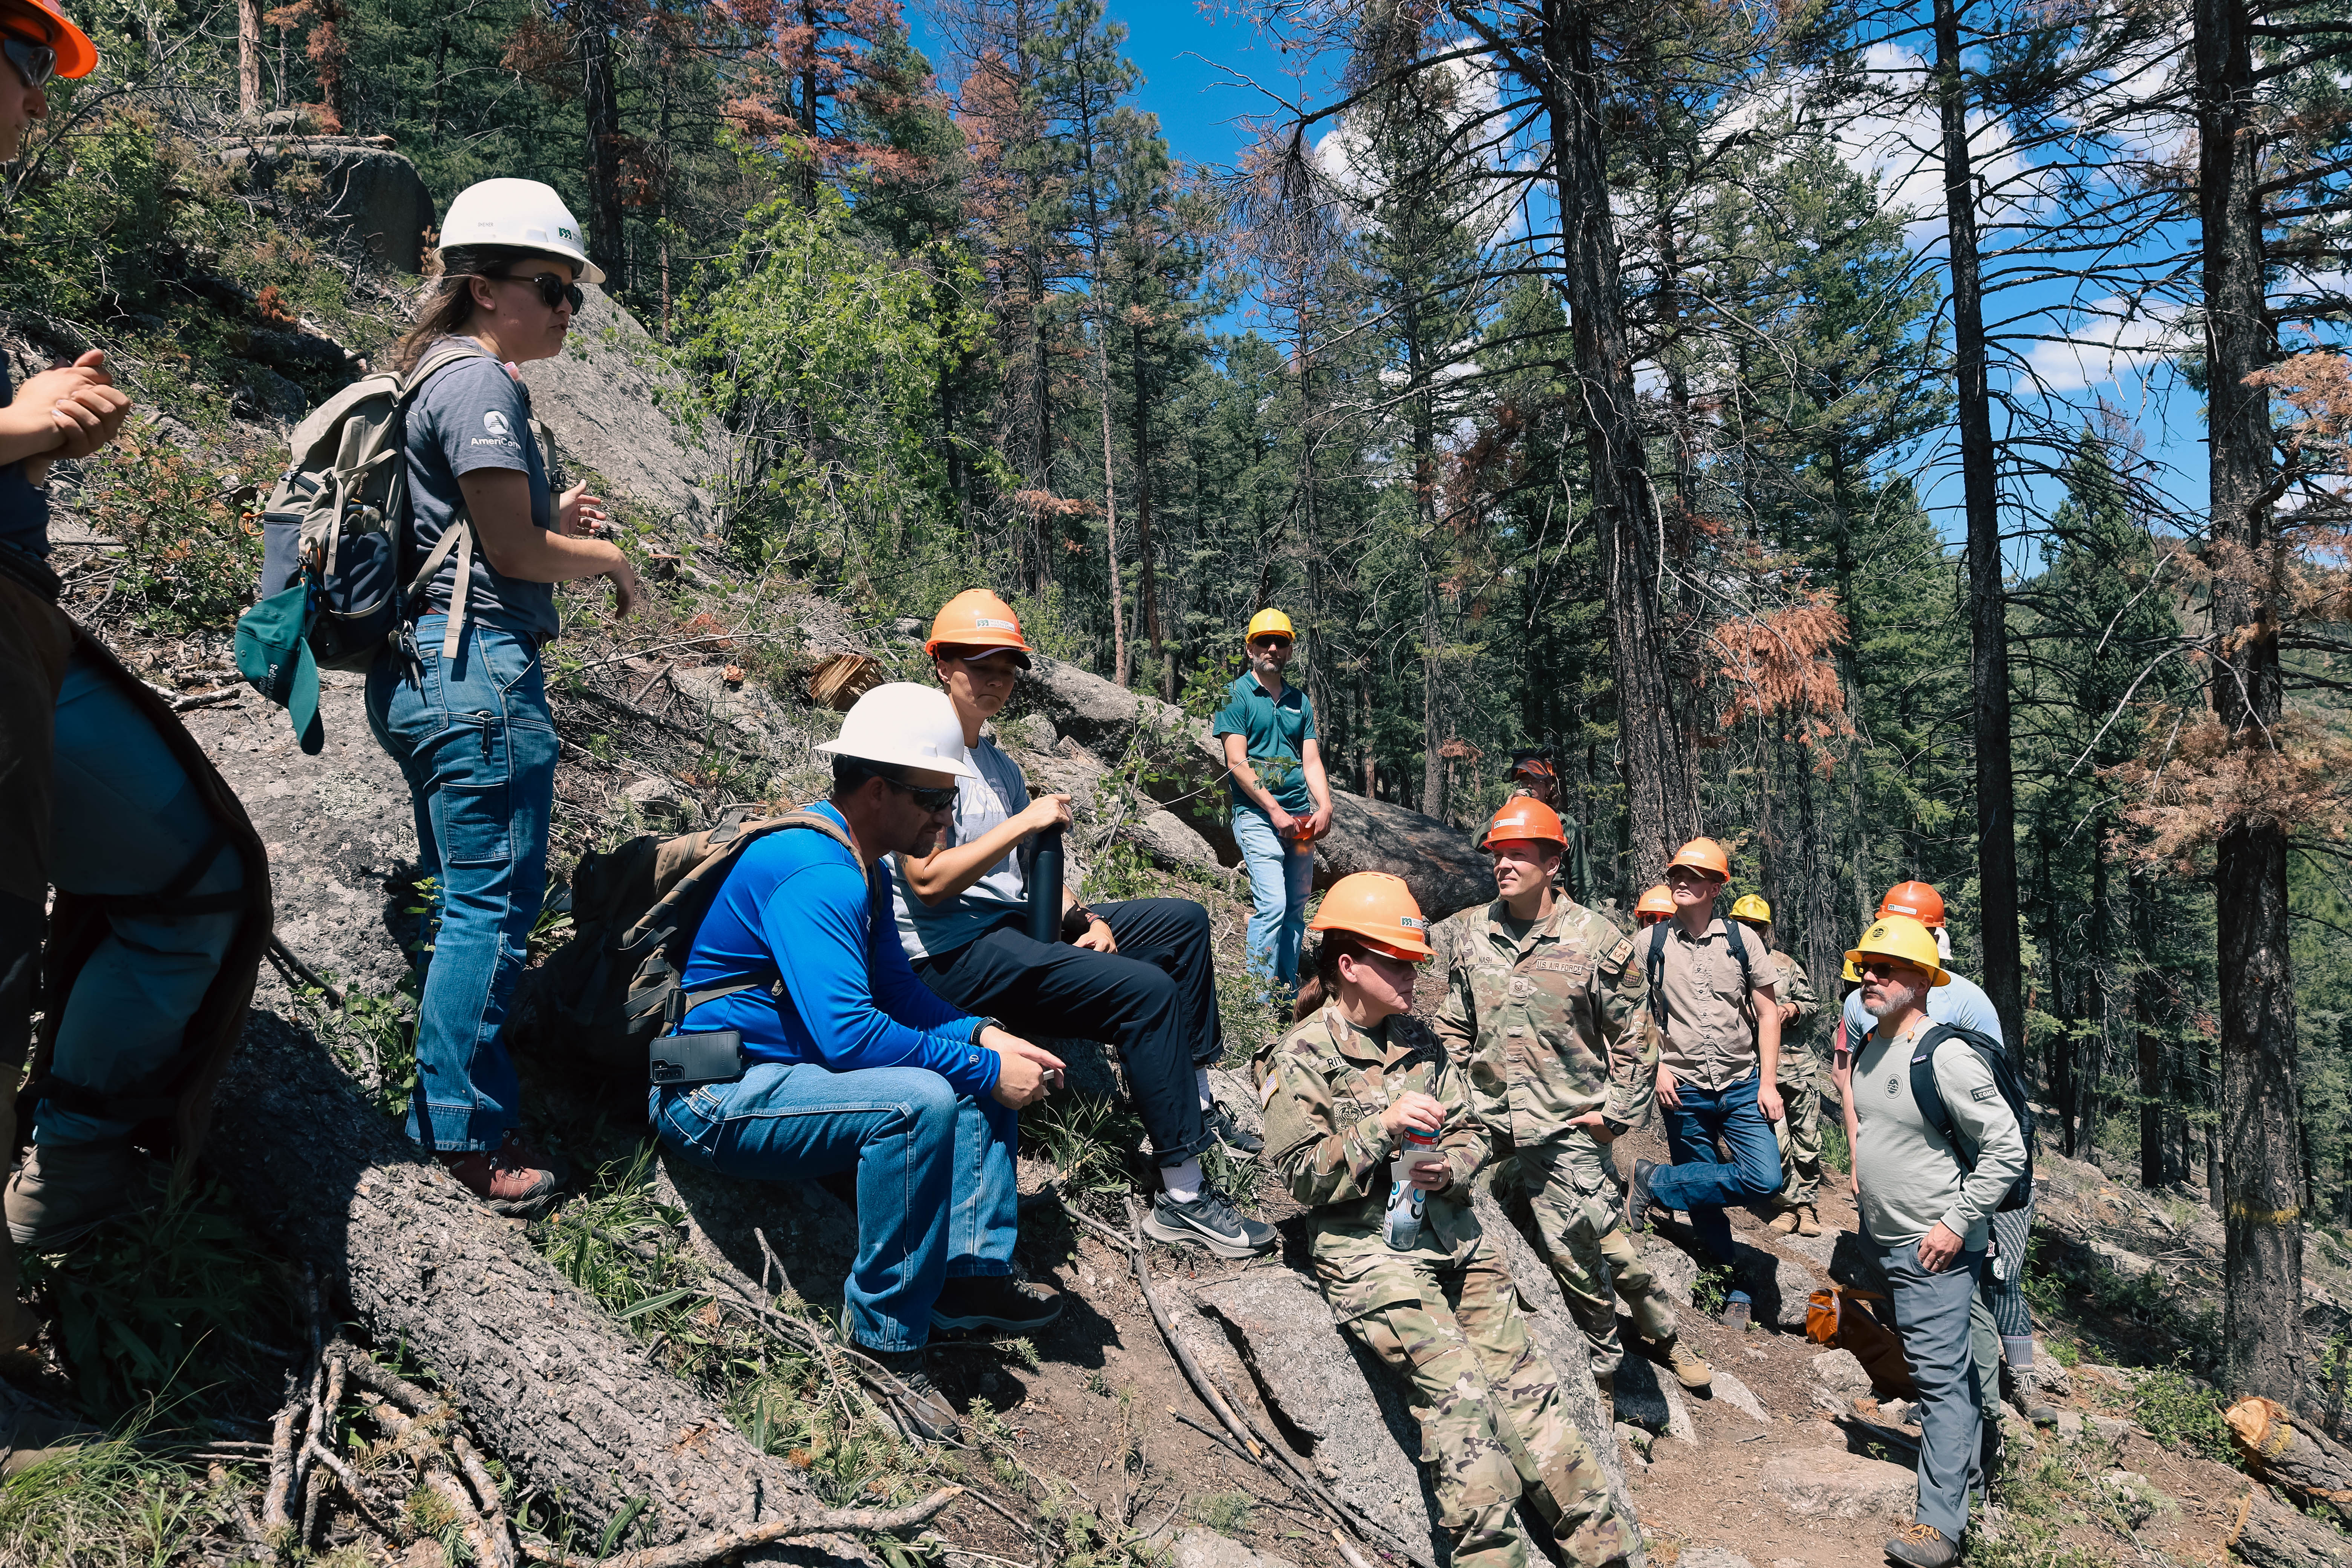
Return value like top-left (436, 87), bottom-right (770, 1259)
top-left (366, 616), bottom-right (557, 1152)
top-left (1233, 807), bottom-right (1314, 988)
top-left (35, 649), bottom-right (243, 1144)
top-left (1648, 1074), bottom-right (1784, 1269)
top-left (650, 1063), bottom-right (1018, 1353)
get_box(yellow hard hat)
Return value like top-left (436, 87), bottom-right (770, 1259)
top-left (1845, 915), bottom-right (1950, 988)
top-left (1841, 957), bottom-right (1862, 984)
top-left (1729, 893), bottom-right (1772, 925)
top-left (1245, 608), bottom-right (1295, 642)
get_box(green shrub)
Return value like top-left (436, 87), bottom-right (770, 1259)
top-left (80, 432), bottom-right (260, 636)
top-left (2131, 1363), bottom-right (2235, 1463)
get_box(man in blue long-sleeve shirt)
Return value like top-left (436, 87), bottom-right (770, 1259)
top-left (648, 684), bottom-right (1066, 1437)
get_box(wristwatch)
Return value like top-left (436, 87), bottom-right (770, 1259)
top-left (1061, 903), bottom-right (1099, 940)
top-left (1601, 1115), bottom-right (1631, 1136)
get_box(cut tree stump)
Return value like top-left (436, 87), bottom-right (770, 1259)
top-left (208, 1011), bottom-right (872, 1565)
top-left (2228, 1397), bottom-right (2352, 1528)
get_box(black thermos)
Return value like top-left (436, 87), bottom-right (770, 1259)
top-left (1028, 826), bottom-right (1065, 943)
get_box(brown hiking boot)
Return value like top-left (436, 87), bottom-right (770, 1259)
top-left (438, 1130), bottom-right (567, 1217)
top-left (1797, 1204), bottom-right (1823, 1237)
top-left (1657, 1336), bottom-right (1713, 1390)
top-left (5, 1139), bottom-right (159, 1251)
top-left (1885, 1521), bottom-right (1958, 1566)
top-left (1767, 1207), bottom-right (1801, 1234)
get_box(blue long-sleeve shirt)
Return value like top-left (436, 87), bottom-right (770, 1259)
top-left (678, 802), bottom-right (1000, 1097)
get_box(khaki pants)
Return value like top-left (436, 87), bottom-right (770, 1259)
top-left (1338, 1246), bottom-right (1637, 1568)
top-left (1521, 1135), bottom-right (1678, 1378)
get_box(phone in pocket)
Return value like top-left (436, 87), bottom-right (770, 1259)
top-left (649, 1031), bottom-right (746, 1086)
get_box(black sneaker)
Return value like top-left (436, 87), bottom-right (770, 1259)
top-left (1205, 1099), bottom-right (1264, 1156)
top-left (1141, 1186), bottom-right (1277, 1259)
top-left (930, 1275), bottom-right (1064, 1335)
top-left (865, 1344), bottom-right (961, 1442)
top-left (1626, 1158), bottom-right (1663, 1232)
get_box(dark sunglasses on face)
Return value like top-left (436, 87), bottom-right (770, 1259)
top-left (1250, 636), bottom-right (1292, 652)
top-left (3, 37), bottom-right (55, 89)
top-left (1857, 960), bottom-right (1914, 980)
top-left (886, 778), bottom-right (960, 813)
top-left (499, 271), bottom-right (585, 313)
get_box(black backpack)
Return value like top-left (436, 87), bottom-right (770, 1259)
top-left (1644, 920), bottom-right (1757, 1029)
top-left (507, 808), bottom-right (856, 1077)
top-left (1907, 1023), bottom-right (2037, 1213)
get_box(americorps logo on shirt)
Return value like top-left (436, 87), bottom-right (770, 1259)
top-left (484, 411), bottom-right (513, 437)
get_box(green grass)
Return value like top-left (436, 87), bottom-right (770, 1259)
top-left (1821, 1121), bottom-right (1851, 1173)
top-left (0, 1426), bottom-right (240, 1568)
top-left (1191, 1489), bottom-right (1256, 1533)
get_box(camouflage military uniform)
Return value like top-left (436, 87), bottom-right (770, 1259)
top-left (1256, 1004), bottom-right (1637, 1568)
top-left (1766, 948), bottom-right (1823, 1208)
top-left (1434, 898), bottom-right (1676, 1381)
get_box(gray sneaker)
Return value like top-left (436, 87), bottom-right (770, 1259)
top-left (1141, 1186), bottom-right (1277, 1259)
top-left (1205, 1099), bottom-right (1264, 1156)
top-left (5, 1139), bottom-right (157, 1251)
top-left (1626, 1159), bottom-right (1663, 1232)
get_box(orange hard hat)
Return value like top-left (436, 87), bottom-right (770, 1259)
top-left (925, 588), bottom-right (1033, 668)
top-left (1667, 838), bottom-right (1731, 881)
top-left (1, 0), bottom-right (97, 77)
top-left (1481, 796), bottom-right (1567, 851)
top-left (1877, 880), bottom-right (1945, 927)
top-left (1635, 883), bottom-right (1674, 921)
top-left (1308, 872), bottom-right (1433, 962)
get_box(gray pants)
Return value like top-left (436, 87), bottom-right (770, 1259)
top-left (1873, 1237), bottom-right (1986, 1541)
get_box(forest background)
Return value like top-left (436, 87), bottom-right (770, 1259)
top-left (7, 0), bottom-right (2350, 1410)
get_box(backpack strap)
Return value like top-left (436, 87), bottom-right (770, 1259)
top-left (392, 341), bottom-right (501, 655)
top-left (1906, 1022), bottom-right (1972, 1171)
top-left (638, 809), bottom-right (864, 1031)
top-left (1645, 922), bottom-right (1671, 1027)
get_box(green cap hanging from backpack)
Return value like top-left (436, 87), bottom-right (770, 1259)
top-left (234, 582), bottom-right (324, 755)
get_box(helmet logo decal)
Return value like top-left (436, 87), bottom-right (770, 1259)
top-left (975, 617), bottom-right (1016, 631)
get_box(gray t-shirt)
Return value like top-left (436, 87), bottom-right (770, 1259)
top-left (891, 733), bottom-right (1034, 961)
top-left (404, 340), bottom-right (559, 643)
top-left (1851, 1015), bottom-right (2027, 1250)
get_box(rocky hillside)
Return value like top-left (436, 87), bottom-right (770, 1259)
top-left (5, 197), bottom-right (2338, 1568)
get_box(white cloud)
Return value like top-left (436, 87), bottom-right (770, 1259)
top-left (2021, 296), bottom-right (2191, 394)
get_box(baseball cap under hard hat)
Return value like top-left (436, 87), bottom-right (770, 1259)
top-left (816, 682), bottom-right (980, 780)
top-left (1, 0), bottom-right (96, 78)
top-left (926, 588), bottom-right (1033, 667)
top-left (437, 178), bottom-right (606, 285)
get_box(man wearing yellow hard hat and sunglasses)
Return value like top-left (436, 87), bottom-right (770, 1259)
top-left (1214, 608), bottom-right (1332, 993)
top-left (1845, 915), bottom-right (2025, 1568)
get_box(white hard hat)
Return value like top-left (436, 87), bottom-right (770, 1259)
top-left (436, 178), bottom-right (606, 286)
top-left (817, 683), bottom-right (979, 780)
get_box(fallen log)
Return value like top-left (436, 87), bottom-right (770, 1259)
top-left (2228, 1397), bottom-right (2352, 1528)
top-left (2228, 1482), bottom-right (2352, 1567)
top-left (208, 1009), bottom-right (873, 1565)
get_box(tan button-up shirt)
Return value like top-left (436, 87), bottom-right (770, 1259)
top-left (1650, 917), bottom-right (1773, 1091)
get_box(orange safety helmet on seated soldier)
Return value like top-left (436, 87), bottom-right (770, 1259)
top-left (1308, 872), bottom-right (1432, 962)
top-left (1480, 796), bottom-right (1567, 851)
top-left (1876, 880), bottom-right (1945, 927)
top-left (925, 589), bottom-right (1033, 667)
top-left (1667, 837), bottom-right (1731, 881)
top-left (0, 0), bottom-right (98, 78)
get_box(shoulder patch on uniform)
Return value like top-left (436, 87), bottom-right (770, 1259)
top-left (1970, 1084), bottom-right (1997, 1103)
top-left (1604, 936), bottom-right (1634, 969)
top-left (1260, 1071), bottom-right (1282, 1109)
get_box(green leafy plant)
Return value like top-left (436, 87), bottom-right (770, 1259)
top-left (2130, 1362), bottom-right (2235, 1463)
top-left (1690, 1262), bottom-right (1736, 1318)
top-left (80, 433), bottom-right (262, 635)
top-left (21, 1179), bottom-right (295, 1419)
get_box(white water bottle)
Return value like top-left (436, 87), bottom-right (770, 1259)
top-left (1384, 1128), bottom-right (1438, 1250)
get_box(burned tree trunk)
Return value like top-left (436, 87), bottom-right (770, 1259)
top-left (208, 1012), bottom-right (868, 1563)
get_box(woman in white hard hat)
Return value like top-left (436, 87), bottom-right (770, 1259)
top-left (367, 178), bottom-right (640, 1214)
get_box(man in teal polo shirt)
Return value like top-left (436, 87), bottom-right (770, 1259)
top-left (1214, 609), bottom-right (1332, 991)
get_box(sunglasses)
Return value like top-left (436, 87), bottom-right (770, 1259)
top-left (3, 37), bottom-right (54, 90)
top-left (1856, 960), bottom-right (1916, 980)
top-left (885, 778), bottom-right (960, 813)
top-left (498, 271), bottom-right (585, 312)
top-left (1250, 636), bottom-right (1292, 651)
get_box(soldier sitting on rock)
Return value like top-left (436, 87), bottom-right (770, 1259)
top-left (1257, 872), bottom-right (1639, 1568)
top-left (1436, 799), bottom-right (1712, 1400)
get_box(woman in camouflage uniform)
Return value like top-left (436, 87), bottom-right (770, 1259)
top-left (1256, 873), bottom-right (1637, 1568)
